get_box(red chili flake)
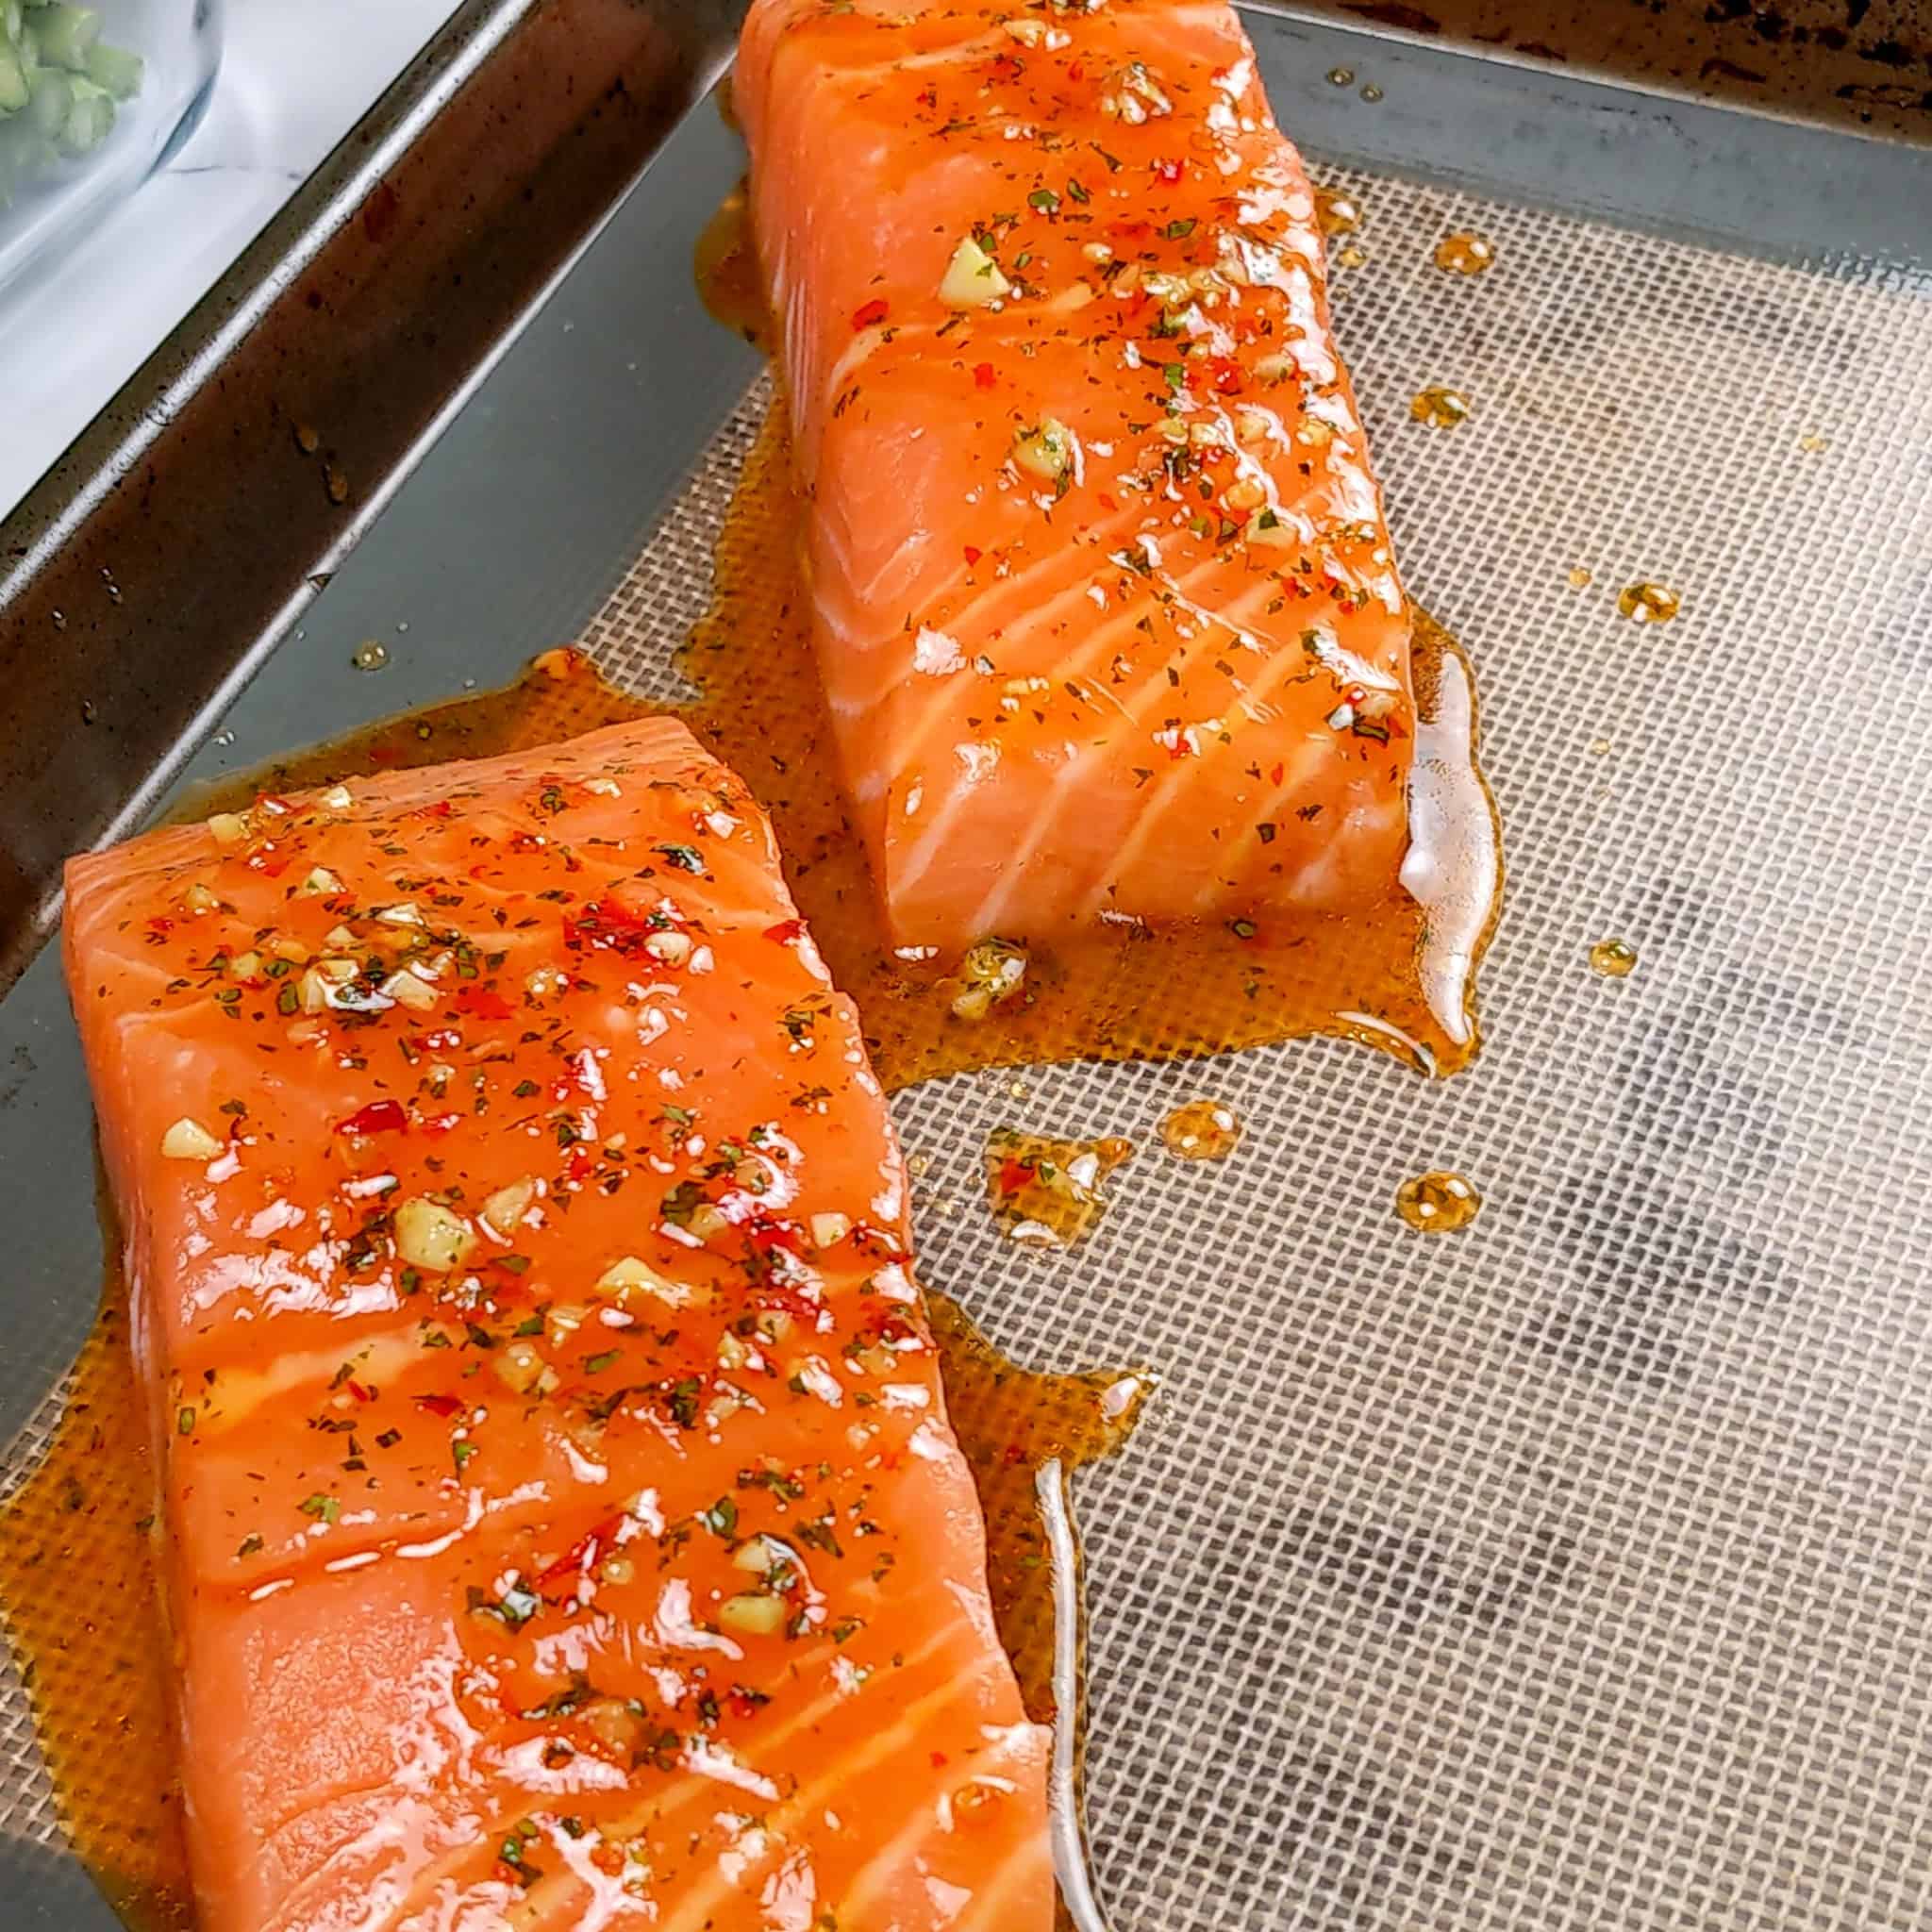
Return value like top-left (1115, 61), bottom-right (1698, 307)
top-left (346, 1381), bottom-right (376, 1404)
top-left (537, 1512), bottom-right (625, 1586)
top-left (851, 297), bottom-right (890, 329)
top-left (418, 1111), bottom-right (465, 1137)
top-left (997, 1158), bottom-right (1035, 1195)
top-left (566, 893), bottom-right (659, 956)
top-left (455, 988), bottom-right (513, 1021)
top-left (416, 1392), bottom-right (463, 1417)
top-left (1154, 158), bottom-right (1184, 183)
top-left (562, 1145), bottom-right (596, 1182)
top-left (917, 84), bottom-right (938, 109)
top-left (337, 1098), bottom-right (408, 1137)
top-left (973, 361), bottom-right (996, 390)
top-left (1003, 1443), bottom-right (1028, 1467)
top-left (1344, 685), bottom-right (1366, 705)
top-left (988, 52), bottom-right (1023, 81)
top-left (1066, 60), bottom-right (1083, 79)
top-left (1096, 491), bottom-right (1119, 513)
top-left (963, 545), bottom-right (983, 567)
top-left (930, 1751), bottom-right (951, 1768)
top-left (145, 916), bottom-right (175, 937)
top-left (729, 1690), bottom-right (767, 1720)
top-left (762, 919), bottom-right (807, 943)
top-left (1270, 763), bottom-right (1286, 786)
top-left (368, 745), bottom-right (405, 767)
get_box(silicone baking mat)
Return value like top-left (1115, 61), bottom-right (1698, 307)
top-left (7, 46), bottom-right (1932, 1932)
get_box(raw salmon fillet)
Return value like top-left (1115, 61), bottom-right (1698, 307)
top-left (64, 717), bottom-right (1050, 1932)
top-left (738, 0), bottom-right (1417, 952)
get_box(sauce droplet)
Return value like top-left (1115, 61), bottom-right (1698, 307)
top-left (1616, 581), bottom-right (1681, 624)
top-left (1395, 1169), bottom-right (1481, 1233)
top-left (1313, 187), bottom-right (1361, 237)
top-left (1432, 229), bottom-right (1496, 275)
top-left (351, 640), bottom-right (389, 673)
top-left (1327, 66), bottom-right (1355, 86)
top-left (1336, 242), bottom-right (1369, 269)
top-left (985, 1128), bottom-right (1134, 1248)
top-left (1158, 1099), bottom-right (1242, 1161)
top-left (1567, 566), bottom-right (1593, 589)
top-left (1588, 737), bottom-right (1612, 757)
top-left (1798, 429), bottom-right (1830, 454)
top-left (1589, 937), bottom-right (1639, 978)
top-left (1359, 82), bottom-right (1383, 102)
top-left (1410, 385), bottom-right (1470, 430)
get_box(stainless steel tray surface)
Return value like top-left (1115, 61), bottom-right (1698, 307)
top-left (4, 9), bottom-right (1932, 1929)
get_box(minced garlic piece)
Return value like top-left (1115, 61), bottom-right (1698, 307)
top-left (161, 1117), bottom-right (223, 1160)
top-left (394, 1197), bottom-right (477, 1274)
top-left (940, 235), bottom-right (1011, 308)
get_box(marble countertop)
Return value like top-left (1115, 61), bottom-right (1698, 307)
top-left (0, 0), bottom-right (465, 520)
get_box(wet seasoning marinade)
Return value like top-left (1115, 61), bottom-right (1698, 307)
top-left (0, 1231), bottom-right (1148, 1932)
top-left (56, 718), bottom-right (1083, 1929)
top-left (731, 0), bottom-right (1502, 989)
top-left (683, 407), bottom-right (1499, 1086)
top-left (0, 1248), bottom-right (194, 1932)
top-left (6, 710), bottom-right (1155, 1931)
top-left (694, 182), bottom-right (1499, 1086)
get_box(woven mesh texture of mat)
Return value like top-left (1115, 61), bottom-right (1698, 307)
top-left (7, 158), bottom-right (1932, 1932)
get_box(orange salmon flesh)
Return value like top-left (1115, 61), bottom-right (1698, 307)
top-left (63, 717), bottom-right (1051, 1932)
top-left (738, 0), bottom-right (1415, 952)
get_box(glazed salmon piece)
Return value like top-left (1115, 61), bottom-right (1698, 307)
top-left (737, 0), bottom-right (1415, 952)
top-left (63, 716), bottom-right (1051, 1932)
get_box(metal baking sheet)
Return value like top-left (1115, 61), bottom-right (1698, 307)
top-left (5, 8), bottom-right (1932, 1928)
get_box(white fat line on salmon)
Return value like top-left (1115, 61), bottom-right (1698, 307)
top-left (358, 1609), bottom-right (973, 1922)
top-left (654, 1663), bottom-right (1012, 1932)
top-left (955, 553), bottom-right (1280, 932)
top-left (813, 491), bottom-right (1145, 675)
top-left (835, 1722), bottom-right (1052, 1920)
top-left (1064, 582), bottom-right (1332, 924)
top-left (497, 1619), bottom-right (979, 1927)
top-left (948, 1835), bottom-right (1060, 1932)
top-left (831, 501), bottom-right (1153, 784)
top-left (889, 538), bottom-right (1260, 914)
top-left (1074, 564), bottom-right (1375, 904)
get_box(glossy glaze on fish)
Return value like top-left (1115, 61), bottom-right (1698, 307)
top-left (737, 0), bottom-right (1417, 953)
top-left (63, 716), bottom-right (1050, 1931)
